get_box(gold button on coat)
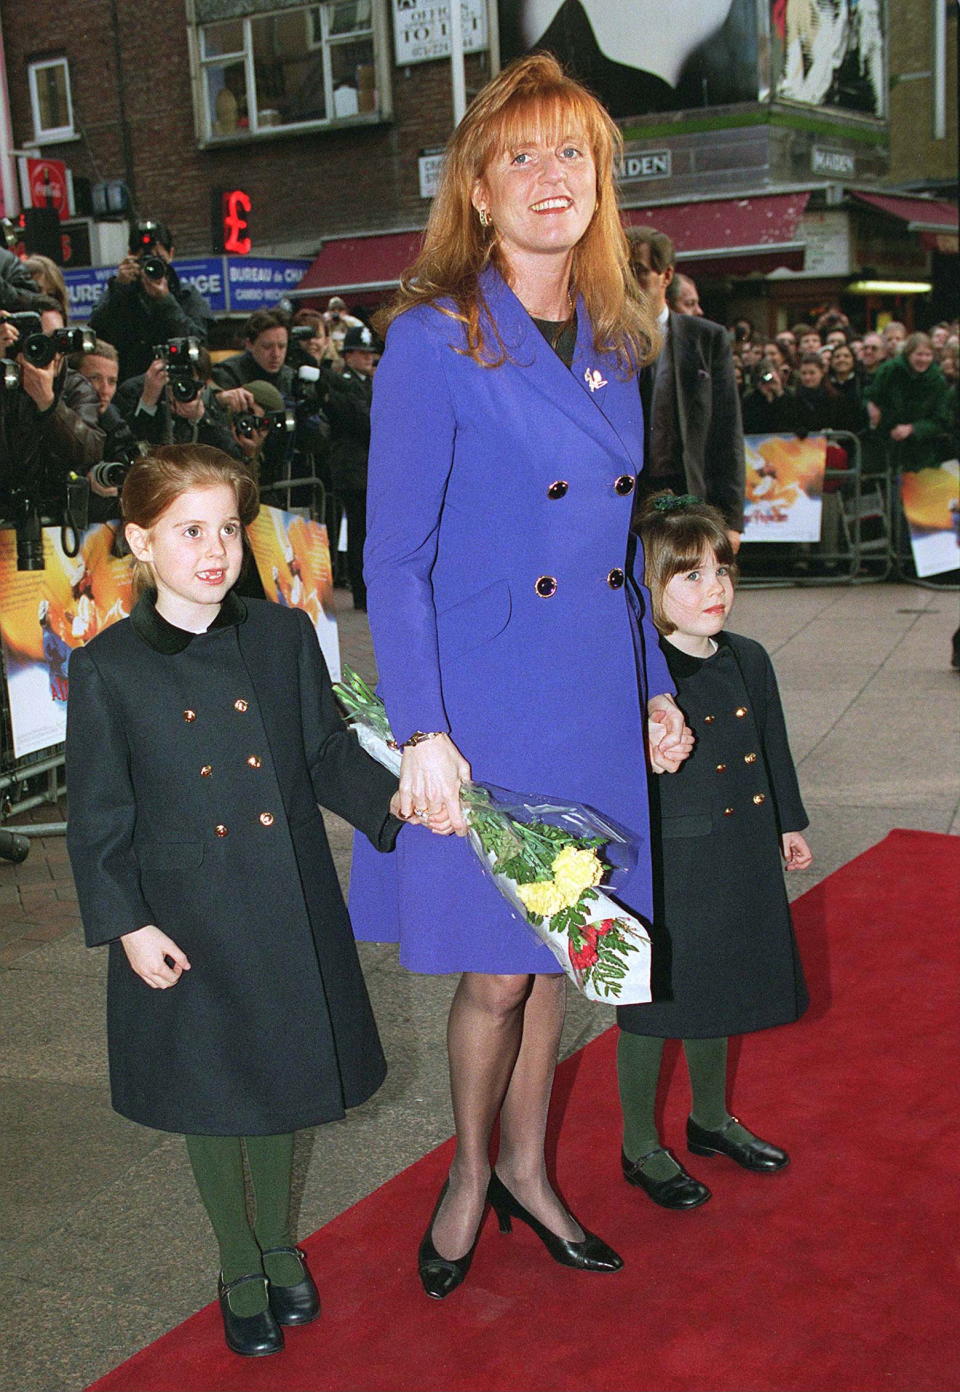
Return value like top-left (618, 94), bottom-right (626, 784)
top-left (614, 474), bottom-right (635, 495)
top-left (704, 714), bottom-right (716, 724)
top-left (735, 706), bottom-right (748, 718)
top-left (535, 575), bottom-right (558, 598)
top-left (214, 824), bottom-right (228, 838)
top-left (200, 765), bottom-right (213, 777)
top-left (753, 793), bottom-right (766, 805)
top-left (247, 755), bottom-right (262, 769)
top-left (607, 568), bottom-right (625, 589)
top-left (183, 709), bottom-right (196, 723)
top-left (259, 812), bottom-right (275, 826)
top-left (547, 480), bottom-right (568, 500)
top-left (715, 763), bottom-right (727, 773)
top-left (723, 807), bottom-right (734, 816)
top-left (234, 698), bottom-right (249, 713)
top-left (744, 752), bottom-right (758, 764)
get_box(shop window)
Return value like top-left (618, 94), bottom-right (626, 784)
top-left (195, 2), bottom-right (387, 143)
top-left (28, 57), bottom-right (76, 143)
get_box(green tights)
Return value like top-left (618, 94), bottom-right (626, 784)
top-left (184, 1133), bottom-right (302, 1315)
top-left (617, 1033), bottom-right (734, 1181)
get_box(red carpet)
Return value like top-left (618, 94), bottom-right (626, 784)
top-left (88, 830), bottom-right (959, 1392)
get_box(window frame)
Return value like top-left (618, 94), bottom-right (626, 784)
top-left (27, 56), bottom-right (77, 144)
top-left (190, 1), bottom-right (391, 148)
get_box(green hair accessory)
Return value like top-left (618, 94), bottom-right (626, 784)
top-left (651, 493), bottom-right (702, 513)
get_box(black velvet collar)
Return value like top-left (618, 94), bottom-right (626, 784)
top-left (130, 588), bottom-right (247, 654)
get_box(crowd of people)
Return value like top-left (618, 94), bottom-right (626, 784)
top-left (0, 220), bottom-right (381, 608)
top-left (721, 301), bottom-right (958, 473)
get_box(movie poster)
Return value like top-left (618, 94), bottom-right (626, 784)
top-left (245, 504), bottom-right (341, 681)
top-left (772, 0), bottom-right (884, 116)
top-left (901, 461), bottom-right (960, 579)
top-left (497, 0), bottom-right (759, 119)
top-left (742, 434), bottom-right (828, 542)
top-left (0, 524), bottom-right (133, 759)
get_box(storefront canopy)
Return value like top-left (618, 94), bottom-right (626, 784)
top-left (849, 191), bottom-right (958, 251)
top-left (622, 193), bottom-right (810, 276)
top-left (290, 230), bottom-right (424, 300)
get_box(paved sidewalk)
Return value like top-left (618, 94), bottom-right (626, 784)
top-left (1, 582), bottom-right (957, 1392)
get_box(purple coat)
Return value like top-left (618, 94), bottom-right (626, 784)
top-left (349, 267), bottom-right (673, 974)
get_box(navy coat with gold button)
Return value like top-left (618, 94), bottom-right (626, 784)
top-left (66, 592), bottom-right (400, 1136)
top-left (618, 630), bottom-right (809, 1039)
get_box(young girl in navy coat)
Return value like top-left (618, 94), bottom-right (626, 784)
top-left (66, 445), bottom-right (411, 1357)
top-left (617, 495), bottom-right (812, 1209)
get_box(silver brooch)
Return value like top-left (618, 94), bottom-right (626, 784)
top-left (585, 367), bottom-right (607, 393)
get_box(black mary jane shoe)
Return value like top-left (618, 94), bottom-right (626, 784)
top-left (262, 1245), bottom-right (321, 1326)
top-left (217, 1273), bottom-right (284, 1357)
top-left (487, 1171), bottom-right (622, 1272)
top-left (621, 1147), bottom-right (711, 1210)
top-left (687, 1115), bottom-right (789, 1172)
top-left (418, 1180), bottom-right (483, 1300)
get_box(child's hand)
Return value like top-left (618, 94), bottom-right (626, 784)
top-left (647, 694), bottom-right (695, 774)
top-left (391, 790), bottom-right (461, 837)
top-left (121, 924), bottom-right (191, 988)
top-left (781, 832), bottom-right (813, 871)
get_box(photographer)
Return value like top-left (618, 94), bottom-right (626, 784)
top-left (88, 220), bottom-right (213, 382)
top-left (741, 358), bottom-right (795, 435)
top-left (1, 303), bottom-right (105, 478)
top-left (70, 340), bottom-right (142, 515)
top-left (214, 309), bottom-right (331, 489)
top-left (225, 379), bottom-right (288, 484)
top-left (114, 343), bottom-right (239, 457)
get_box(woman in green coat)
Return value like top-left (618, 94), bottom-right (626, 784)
top-left (865, 333), bottom-right (953, 473)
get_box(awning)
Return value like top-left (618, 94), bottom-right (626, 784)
top-left (622, 193), bottom-right (810, 275)
top-left (850, 191), bottom-right (958, 252)
top-left (290, 230), bottom-right (424, 299)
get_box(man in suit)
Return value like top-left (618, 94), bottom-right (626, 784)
top-left (629, 227), bottom-right (745, 549)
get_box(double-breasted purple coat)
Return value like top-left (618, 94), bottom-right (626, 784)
top-left (349, 266), bottom-right (673, 974)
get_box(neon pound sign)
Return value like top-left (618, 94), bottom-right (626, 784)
top-left (222, 189), bottom-right (252, 255)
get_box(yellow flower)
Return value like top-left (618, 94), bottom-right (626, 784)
top-left (551, 846), bottom-right (604, 907)
top-left (516, 880), bottom-right (565, 918)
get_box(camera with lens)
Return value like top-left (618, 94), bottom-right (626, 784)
top-left (131, 221), bottom-right (168, 281)
top-left (289, 325), bottom-right (317, 344)
top-left (759, 369), bottom-right (777, 386)
top-left (88, 442), bottom-right (147, 493)
top-left (153, 336), bottom-right (203, 402)
top-left (3, 312), bottom-right (96, 368)
top-left (234, 408), bottom-right (296, 440)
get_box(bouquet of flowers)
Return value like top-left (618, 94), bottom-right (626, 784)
top-left (335, 670), bottom-right (652, 1004)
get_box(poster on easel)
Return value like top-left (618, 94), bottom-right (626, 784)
top-left (901, 461), bottom-right (960, 579)
top-left (244, 504), bottom-right (340, 680)
top-left (742, 434), bottom-right (828, 542)
top-left (0, 524), bottom-right (134, 758)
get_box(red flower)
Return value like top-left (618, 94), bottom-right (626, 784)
top-left (594, 919), bottom-right (615, 938)
top-left (569, 925), bottom-right (600, 971)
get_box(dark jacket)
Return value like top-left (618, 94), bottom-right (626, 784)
top-left (326, 365), bottom-right (372, 492)
top-left (864, 355), bottom-right (954, 472)
top-left (66, 592), bottom-right (402, 1135)
top-left (89, 264), bottom-right (212, 383)
top-left (0, 248), bottom-right (45, 313)
top-left (0, 364), bottom-right (104, 508)
top-left (212, 351), bottom-right (295, 397)
top-left (639, 311), bottom-right (745, 531)
top-left (114, 374), bottom-right (239, 456)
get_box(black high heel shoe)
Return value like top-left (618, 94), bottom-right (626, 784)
top-left (486, 1171), bottom-right (622, 1272)
top-left (262, 1245), bottom-right (321, 1326)
top-left (417, 1181), bottom-right (484, 1300)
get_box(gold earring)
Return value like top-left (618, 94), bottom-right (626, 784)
top-left (478, 207), bottom-right (491, 229)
